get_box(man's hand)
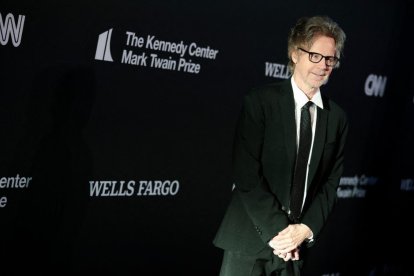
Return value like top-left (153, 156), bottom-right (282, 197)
top-left (268, 224), bottom-right (312, 258)
top-left (272, 247), bottom-right (300, 261)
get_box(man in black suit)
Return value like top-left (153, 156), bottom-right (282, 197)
top-left (214, 16), bottom-right (348, 275)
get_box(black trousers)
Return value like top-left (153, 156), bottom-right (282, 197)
top-left (218, 247), bottom-right (301, 276)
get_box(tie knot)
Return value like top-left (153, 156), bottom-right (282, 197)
top-left (302, 101), bottom-right (313, 110)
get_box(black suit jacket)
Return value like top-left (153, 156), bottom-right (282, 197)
top-left (214, 79), bottom-right (348, 254)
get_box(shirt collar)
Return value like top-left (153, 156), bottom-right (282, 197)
top-left (290, 77), bottom-right (324, 109)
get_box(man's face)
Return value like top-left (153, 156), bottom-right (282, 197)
top-left (292, 35), bottom-right (337, 94)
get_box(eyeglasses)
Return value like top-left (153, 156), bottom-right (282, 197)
top-left (298, 47), bottom-right (339, 67)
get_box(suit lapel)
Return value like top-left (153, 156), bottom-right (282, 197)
top-left (308, 97), bottom-right (329, 186)
top-left (278, 81), bottom-right (297, 174)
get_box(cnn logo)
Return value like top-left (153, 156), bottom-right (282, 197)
top-left (364, 74), bottom-right (387, 97)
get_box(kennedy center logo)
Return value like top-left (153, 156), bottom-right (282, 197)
top-left (93, 27), bottom-right (219, 74)
top-left (95, 28), bottom-right (114, 62)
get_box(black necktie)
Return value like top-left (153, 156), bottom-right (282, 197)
top-left (290, 101), bottom-right (313, 222)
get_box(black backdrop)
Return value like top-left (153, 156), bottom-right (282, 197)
top-left (1, 1), bottom-right (413, 275)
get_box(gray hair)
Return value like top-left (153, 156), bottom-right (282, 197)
top-left (287, 16), bottom-right (346, 73)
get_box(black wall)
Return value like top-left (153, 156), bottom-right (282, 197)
top-left (1, 1), bottom-right (412, 275)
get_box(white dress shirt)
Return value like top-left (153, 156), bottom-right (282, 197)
top-left (290, 77), bottom-right (324, 211)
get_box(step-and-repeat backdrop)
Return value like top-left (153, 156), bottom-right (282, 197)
top-left (1, 0), bottom-right (412, 275)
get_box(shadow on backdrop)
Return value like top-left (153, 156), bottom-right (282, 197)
top-left (7, 64), bottom-right (96, 275)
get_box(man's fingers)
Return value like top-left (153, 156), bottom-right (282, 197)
top-left (282, 252), bottom-right (292, 261)
top-left (272, 245), bottom-right (295, 254)
top-left (274, 250), bottom-right (287, 259)
top-left (292, 249), bottom-right (300, 261)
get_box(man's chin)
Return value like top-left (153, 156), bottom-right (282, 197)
top-left (315, 77), bottom-right (329, 87)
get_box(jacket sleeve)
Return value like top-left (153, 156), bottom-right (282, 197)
top-left (301, 112), bottom-right (349, 247)
top-left (232, 92), bottom-right (290, 245)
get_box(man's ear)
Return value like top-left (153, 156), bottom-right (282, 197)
top-left (291, 50), bottom-right (298, 64)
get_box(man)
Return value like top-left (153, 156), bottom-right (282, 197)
top-left (213, 16), bottom-right (348, 276)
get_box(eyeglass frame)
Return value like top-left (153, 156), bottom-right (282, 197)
top-left (297, 47), bottom-right (340, 67)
